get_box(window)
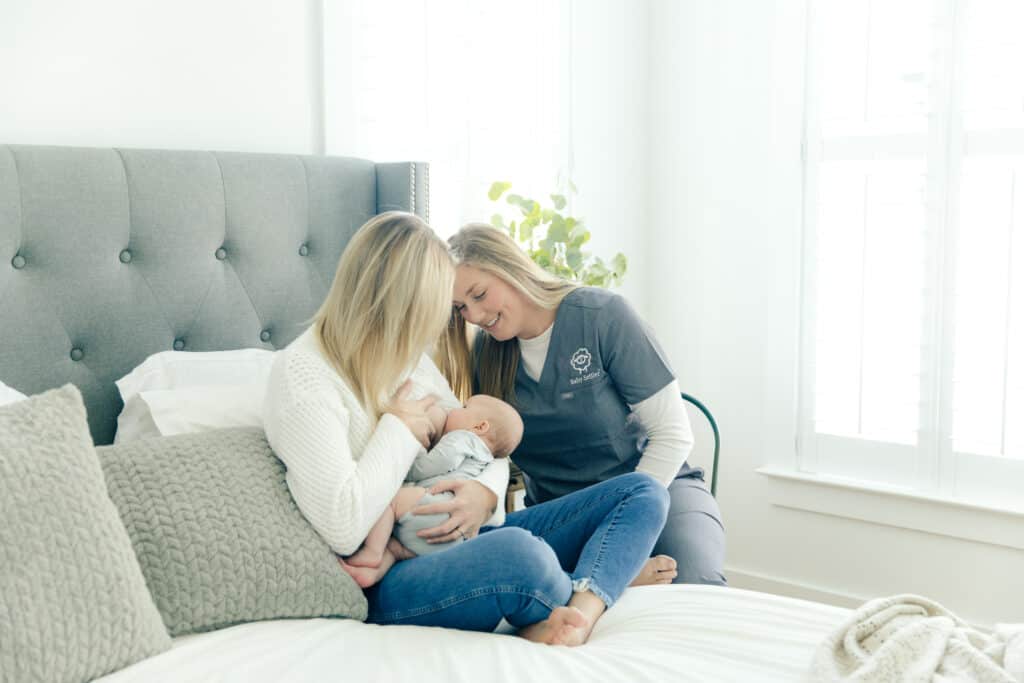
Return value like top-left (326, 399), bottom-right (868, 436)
top-left (800, 0), bottom-right (1023, 510)
top-left (322, 0), bottom-right (572, 237)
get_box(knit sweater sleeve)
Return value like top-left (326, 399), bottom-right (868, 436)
top-left (267, 390), bottom-right (423, 556)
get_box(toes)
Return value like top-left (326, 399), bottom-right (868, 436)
top-left (653, 554), bottom-right (677, 571)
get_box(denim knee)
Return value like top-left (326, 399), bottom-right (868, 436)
top-left (624, 472), bottom-right (671, 525)
top-left (487, 527), bottom-right (565, 590)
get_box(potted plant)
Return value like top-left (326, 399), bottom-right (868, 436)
top-left (487, 181), bottom-right (627, 288)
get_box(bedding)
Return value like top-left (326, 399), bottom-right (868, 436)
top-left (1, 144), bottom-right (859, 681)
top-left (0, 378), bottom-right (26, 406)
top-left (0, 385), bottom-right (171, 683)
top-left (114, 349), bottom-right (275, 442)
top-left (97, 427), bottom-right (368, 636)
top-left (811, 594), bottom-right (1024, 682)
top-left (94, 586), bottom-right (851, 683)
top-left (135, 384), bottom-right (265, 437)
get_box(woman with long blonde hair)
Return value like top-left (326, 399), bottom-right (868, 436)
top-left (263, 212), bottom-right (669, 645)
top-left (444, 223), bottom-right (726, 592)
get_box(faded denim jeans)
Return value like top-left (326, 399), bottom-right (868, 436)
top-left (365, 472), bottom-right (669, 630)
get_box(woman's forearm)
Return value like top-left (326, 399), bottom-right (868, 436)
top-left (630, 380), bottom-right (694, 487)
top-left (472, 457), bottom-right (509, 526)
top-left (269, 398), bottom-right (422, 555)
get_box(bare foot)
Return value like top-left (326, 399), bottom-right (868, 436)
top-left (629, 555), bottom-right (678, 586)
top-left (338, 554), bottom-right (394, 588)
top-left (346, 545), bottom-right (384, 568)
top-left (518, 606), bottom-right (592, 646)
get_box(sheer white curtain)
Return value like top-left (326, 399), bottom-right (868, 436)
top-left (322, 0), bottom-right (571, 237)
top-left (800, 0), bottom-right (1023, 510)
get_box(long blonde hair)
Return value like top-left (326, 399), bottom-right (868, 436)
top-left (440, 223), bottom-right (578, 404)
top-left (314, 212), bottom-right (454, 420)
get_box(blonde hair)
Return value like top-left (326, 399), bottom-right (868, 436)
top-left (439, 223), bottom-right (578, 404)
top-left (314, 212), bottom-right (454, 420)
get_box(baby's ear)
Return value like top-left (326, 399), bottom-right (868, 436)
top-left (473, 419), bottom-right (490, 435)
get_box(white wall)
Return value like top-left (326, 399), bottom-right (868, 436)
top-left (0, 0), bottom-right (648, 313)
top-left (647, 0), bottom-right (1024, 627)
top-left (0, 0), bottom-right (322, 154)
top-left (568, 0), bottom-right (650, 312)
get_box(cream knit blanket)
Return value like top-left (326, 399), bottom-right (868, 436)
top-left (809, 594), bottom-right (1024, 682)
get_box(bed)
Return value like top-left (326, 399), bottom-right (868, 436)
top-left (0, 144), bottom-right (849, 682)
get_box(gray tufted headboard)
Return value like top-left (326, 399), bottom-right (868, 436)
top-left (0, 145), bottom-right (428, 444)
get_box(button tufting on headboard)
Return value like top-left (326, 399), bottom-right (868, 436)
top-left (0, 144), bottom-right (428, 445)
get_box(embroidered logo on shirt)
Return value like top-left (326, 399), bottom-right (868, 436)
top-left (570, 347), bottom-right (592, 374)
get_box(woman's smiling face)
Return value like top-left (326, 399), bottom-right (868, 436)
top-left (452, 265), bottom-right (528, 341)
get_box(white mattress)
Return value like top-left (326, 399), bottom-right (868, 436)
top-left (97, 586), bottom-right (848, 682)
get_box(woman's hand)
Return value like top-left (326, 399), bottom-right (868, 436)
top-left (384, 380), bottom-right (439, 448)
top-left (412, 479), bottom-right (498, 543)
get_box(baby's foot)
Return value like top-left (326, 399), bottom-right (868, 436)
top-left (518, 606), bottom-right (592, 646)
top-left (338, 557), bottom-right (390, 588)
top-left (629, 555), bottom-right (678, 586)
top-left (346, 545), bottom-right (384, 568)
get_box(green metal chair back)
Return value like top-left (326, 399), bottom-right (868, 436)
top-left (681, 393), bottom-right (720, 497)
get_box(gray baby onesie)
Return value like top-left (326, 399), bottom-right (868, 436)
top-left (393, 430), bottom-right (494, 556)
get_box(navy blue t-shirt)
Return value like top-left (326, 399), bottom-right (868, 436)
top-left (475, 287), bottom-right (695, 504)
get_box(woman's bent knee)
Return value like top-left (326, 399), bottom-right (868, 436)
top-left (624, 472), bottom-right (671, 521)
top-left (487, 528), bottom-right (564, 584)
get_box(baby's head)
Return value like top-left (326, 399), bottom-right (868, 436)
top-left (444, 394), bottom-right (523, 458)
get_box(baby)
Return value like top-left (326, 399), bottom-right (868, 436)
top-left (342, 394), bottom-right (524, 588)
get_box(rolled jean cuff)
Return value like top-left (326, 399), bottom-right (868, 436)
top-left (571, 577), bottom-right (613, 608)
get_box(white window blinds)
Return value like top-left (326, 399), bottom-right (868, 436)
top-left (800, 0), bottom-right (1023, 510)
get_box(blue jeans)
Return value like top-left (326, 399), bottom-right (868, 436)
top-left (364, 472), bottom-right (669, 631)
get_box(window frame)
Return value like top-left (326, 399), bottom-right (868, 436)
top-left (796, 0), bottom-right (1024, 513)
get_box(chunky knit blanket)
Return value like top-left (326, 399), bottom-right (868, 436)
top-left (809, 594), bottom-right (1024, 682)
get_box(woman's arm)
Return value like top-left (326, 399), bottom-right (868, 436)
top-left (468, 457), bottom-right (508, 526)
top-left (629, 380), bottom-right (695, 486)
top-left (269, 396), bottom-right (423, 556)
top-left (597, 294), bottom-right (691, 486)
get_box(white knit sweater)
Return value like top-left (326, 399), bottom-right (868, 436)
top-left (263, 327), bottom-right (508, 556)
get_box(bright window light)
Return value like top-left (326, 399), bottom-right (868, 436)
top-left (802, 0), bottom-right (1024, 508)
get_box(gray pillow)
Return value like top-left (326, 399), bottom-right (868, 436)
top-left (97, 427), bottom-right (368, 636)
top-left (0, 385), bottom-right (171, 683)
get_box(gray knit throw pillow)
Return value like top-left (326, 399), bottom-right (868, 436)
top-left (0, 385), bottom-right (171, 683)
top-left (96, 427), bottom-right (367, 636)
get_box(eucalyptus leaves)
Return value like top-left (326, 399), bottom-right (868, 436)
top-left (487, 181), bottom-right (627, 288)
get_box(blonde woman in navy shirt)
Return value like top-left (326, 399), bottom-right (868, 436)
top-left (440, 223), bottom-right (726, 587)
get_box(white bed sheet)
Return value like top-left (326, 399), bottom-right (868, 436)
top-left (96, 586), bottom-right (848, 682)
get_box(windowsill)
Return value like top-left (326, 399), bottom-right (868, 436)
top-left (757, 466), bottom-right (1024, 551)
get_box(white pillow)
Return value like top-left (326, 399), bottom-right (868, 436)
top-left (0, 380), bottom-right (27, 407)
top-left (139, 385), bottom-right (266, 437)
top-left (114, 349), bottom-right (276, 443)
